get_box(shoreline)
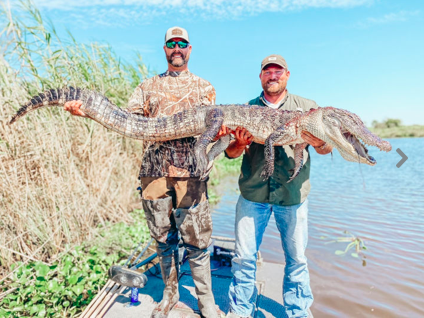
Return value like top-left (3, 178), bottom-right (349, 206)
top-left (369, 125), bottom-right (424, 138)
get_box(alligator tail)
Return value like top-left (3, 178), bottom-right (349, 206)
top-left (8, 86), bottom-right (140, 139)
top-left (8, 87), bottom-right (85, 125)
top-left (8, 87), bottom-right (197, 142)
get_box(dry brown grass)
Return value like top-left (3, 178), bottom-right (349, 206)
top-left (0, 2), bottom-right (149, 274)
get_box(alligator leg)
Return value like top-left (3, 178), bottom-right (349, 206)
top-left (287, 142), bottom-right (308, 183)
top-left (260, 124), bottom-right (297, 180)
top-left (207, 134), bottom-right (231, 163)
top-left (198, 134), bottom-right (231, 180)
top-left (194, 108), bottom-right (225, 180)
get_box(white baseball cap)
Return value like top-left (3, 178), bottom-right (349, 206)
top-left (165, 26), bottom-right (189, 43)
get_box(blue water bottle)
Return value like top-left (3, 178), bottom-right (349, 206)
top-left (130, 287), bottom-right (139, 303)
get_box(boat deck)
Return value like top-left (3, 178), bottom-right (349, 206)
top-left (104, 262), bottom-right (286, 318)
top-left (100, 239), bottom-right (292, 318)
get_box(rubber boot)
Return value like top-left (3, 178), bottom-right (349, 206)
top-left (151, 245), bottom-right (180, 318)
top-left (188, 249), bottom-right (219, 318)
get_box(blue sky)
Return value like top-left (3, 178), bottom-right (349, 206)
top-left (18, 0), bottom-right (424, 125)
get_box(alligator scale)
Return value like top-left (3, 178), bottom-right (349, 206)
top-left (9, 87), bottom-right (392, 181)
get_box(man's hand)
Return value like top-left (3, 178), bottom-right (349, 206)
top-left (234, 127), bottom-right (253, 147)
top-left (301, 131), bottom-right (332, 155)
top-left (213, 125), bottom-right (232, 141)
top-left (301, 131), bottom-right (324, 148)
top-left (63, 100), bottom-right (87, 117)
top-left (225, 127), bottom-right (254, 159)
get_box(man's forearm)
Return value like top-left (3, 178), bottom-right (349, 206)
top-left (225, 140), bottom-right (247, 158)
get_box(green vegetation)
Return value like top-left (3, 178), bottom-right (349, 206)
top-left (208, 155), bottom-right (243, 204)
top-left (209, 154), bottom-right (243, 187)
top-left (370, 119), bottom-right (424, 138)
top-left (0, 1), bottom-right (149, 275)
top-left (325, 231), bottom-right (368, 267)
top-left (0, 2), bottom-right (157, 314)
top-left (0, 210), bottom-right (150, 317)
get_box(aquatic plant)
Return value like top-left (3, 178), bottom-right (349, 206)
top-left (0, 210), bottom-right (150, 317)
top-left (326, 231), bottom-right (368, 266)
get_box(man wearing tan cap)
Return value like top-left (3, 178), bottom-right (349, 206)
top-left (63, 26), bottom-right (219, 318)
top-left (225, 55), bottom-right (332, 318)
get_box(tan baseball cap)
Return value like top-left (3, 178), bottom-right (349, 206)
top-left (261, 54), bottom-right (288, 70)
top-left (165, 26), bottom-right (189, 43)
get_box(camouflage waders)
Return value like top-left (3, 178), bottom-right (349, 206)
top-left (128, 70), bottom-right (218, 317)
top-left (141, 177), bottom-right (218, 318)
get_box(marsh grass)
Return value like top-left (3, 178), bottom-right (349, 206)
top-left (0, 1), bottom-right (150, 275)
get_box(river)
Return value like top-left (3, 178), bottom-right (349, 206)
top-left (211, 138), bottom-right (424, 317)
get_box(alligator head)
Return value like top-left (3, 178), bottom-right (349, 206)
top-left (307, 107), bottom-right (392, 165)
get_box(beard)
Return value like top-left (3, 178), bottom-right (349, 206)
top-left (167, 51), bottom-right (188, 67)
top-left (263, 80), bottom-right (285, 96)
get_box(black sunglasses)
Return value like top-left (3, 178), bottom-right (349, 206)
top-left (166, 41), bottom-right (189, 49)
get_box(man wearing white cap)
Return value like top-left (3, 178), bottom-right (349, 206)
top-left (225, 55), bottom-right (332, 318)
top-left (63, 27), bottom-right (219, 318)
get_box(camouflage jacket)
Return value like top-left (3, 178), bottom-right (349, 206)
top-left (127, 70), bottom-right (216, 178)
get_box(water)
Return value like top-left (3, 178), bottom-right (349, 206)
top-left (211, 138), bottom-right (424, 317)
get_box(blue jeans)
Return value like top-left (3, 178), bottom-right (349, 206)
top-left (228, 195), bottom-right (313, 318)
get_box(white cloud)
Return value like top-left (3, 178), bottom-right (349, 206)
top-left (31, 0), bottom-right (373, 11)
top-left (357, 10), bottom-right (420, 28)
top-left (7, 0), bottom-right (375, 28)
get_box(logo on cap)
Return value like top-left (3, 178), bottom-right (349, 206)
top-left (268, 57), bottom-right (277, 61)
top-left (172, 28), bottom-right (183, 36)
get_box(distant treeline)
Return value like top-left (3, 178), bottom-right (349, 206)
top-left (369, 119), bottom-right (424, 138)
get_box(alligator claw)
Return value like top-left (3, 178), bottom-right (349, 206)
top-left (260, 160), bottom-right (275, 181)
top-left (199, 169), bottom-right (209, 181)
top-left (196, 154), bottom-right (212, 181)
top-left (287, 172), bottom-right (298, 183)
top-left (199, 161), bottom-right (214, 181)
top-left (260, 168), bottom-right (272, 181)
top-left (196, 164), bottom-right (208, 180)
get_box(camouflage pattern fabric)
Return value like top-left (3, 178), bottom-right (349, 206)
top-left (127, 70), bottom-right (216, 178)
top-left (140, 177), bottom-right (211, 248)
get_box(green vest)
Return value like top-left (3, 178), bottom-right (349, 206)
top-left (237, 92), bottom-right (318, 206)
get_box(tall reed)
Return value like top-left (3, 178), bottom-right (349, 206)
top-left (0, 1), bottom-right (150, 274)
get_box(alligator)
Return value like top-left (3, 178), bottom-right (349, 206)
top-left (9, 87), bottom-right (392, 181)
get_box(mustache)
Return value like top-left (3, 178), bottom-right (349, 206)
top-left (171, 51), bottom-right (185, 59)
